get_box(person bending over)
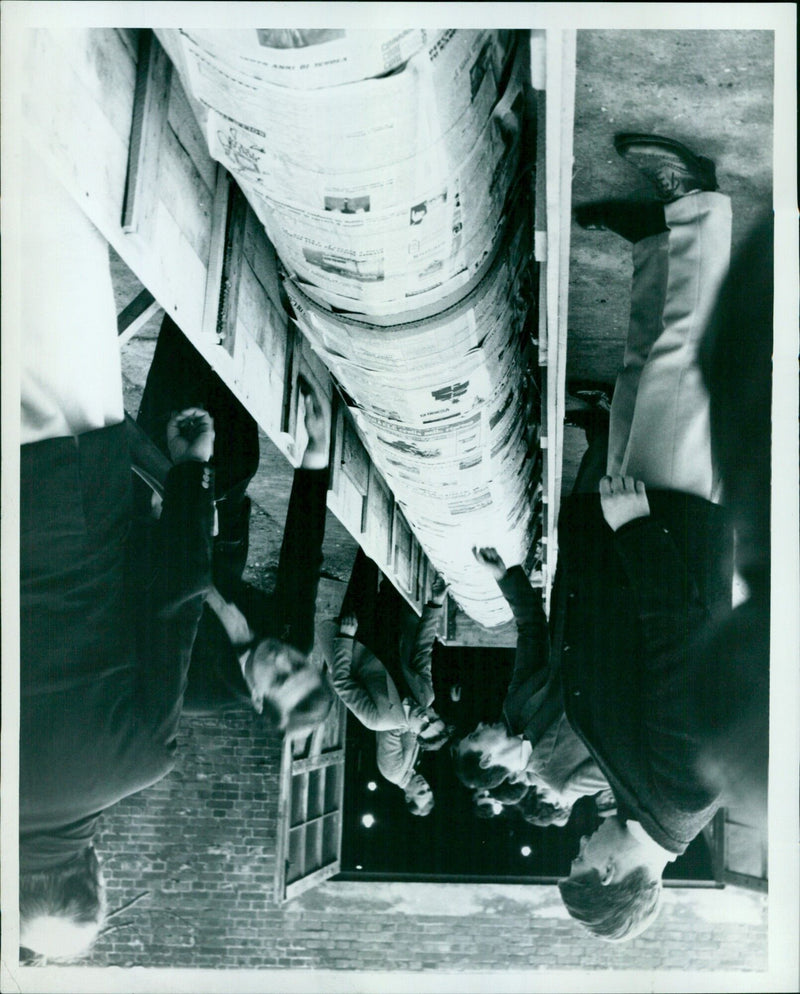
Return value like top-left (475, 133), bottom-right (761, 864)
top-left (136, 316), bottom-right (335, 737)
top-left (321, 555), bottom-right (450, 816)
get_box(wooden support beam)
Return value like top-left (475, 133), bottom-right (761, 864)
top-left (121, 30), bottom-right (172, 235)
top-left (116, 288), bottom-right (162, 345)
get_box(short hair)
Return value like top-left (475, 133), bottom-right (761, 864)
top-left (418, 723), bottom-right (455, 752)
top-left (260, 669), bottom-right (335, 738)
top-left (517, 788), bottom-right (572, 828)
top-left (557, 865), bottom-right (662, 942)
top-left (490, 779), bottom-right (529, 805)
top-left (451, 742), bottom-right (508, 790)
top-left (19, 847), bottom-right (106, 961)
top-left (284, 679), bottom-right (335, 737)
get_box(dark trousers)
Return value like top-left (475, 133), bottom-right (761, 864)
top-left (571, 428), bottom-right (609, 496)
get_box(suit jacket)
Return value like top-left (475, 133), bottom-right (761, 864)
top-left (323, 602), bottom-right (443, 789)
top-left (20, 423), bottom-right (214, 869)
top-left (182, 467), bottom-right (329, 714)
top-left (558, 491), bottom-right (733, 853)
top-left (500, 491), bottom-right (733, 854)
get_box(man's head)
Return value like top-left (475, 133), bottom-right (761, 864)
top-left (244, 638), bottom-right (334, 737)
top-left (19, 846), bottom-right (106, 961)
top-left (403, 772), bottom-right (435, 817)
top-left (417, 716), bottom-right (452, 752)
top-left (451, 722), bottom-right (521, 789)
top-left (517, 785), bottom-right (573, 828)
top-left (557, 816), bottom-right (666, 941)
top-left (471, 778), bottom-right (529, 819)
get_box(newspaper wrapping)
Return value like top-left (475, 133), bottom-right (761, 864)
top-left (168, 27), bottom-right (542, 626)
top-left (176, 28), bottom-right (432, 89)
top-left (178, 29), bottom-right (523, 314)
top-left (285, 206), bottom-right (543, 628)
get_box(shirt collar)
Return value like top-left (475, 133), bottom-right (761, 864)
top-left (627, 818), bottom-right (678, 863)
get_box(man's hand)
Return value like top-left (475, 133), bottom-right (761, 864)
top-left (472, 546), bottom-right (507, 581)
top-left (167, 407), bottom-right (215, 464)
top-left (299, 375), bottom-right (331, 470)
top-left (599, 475), bottom-right (650, 531)
top-left (339, 612), bottom-right (358, 637)
top-left (430, 573), bottom-right (449, 606)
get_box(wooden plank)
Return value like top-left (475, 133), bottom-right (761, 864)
top-left (154, 28), bottom-right (212, 138)
top-left (115, 28), bottom-right (139, 62)
top-left (280, 323), bottom-right (300, 436)
top-left (290, 752), bottom-right (345, 776)
top-left (22, 30), bottom-right (209, 335)
top-left (116, 289), bottom-right (162, 345)
top-left (121, 30), bottom-right (172, 235)
top-left (167, 76), bottom-right (217, 194)
top-left (244, 206), bottom-right (284, 315)
top-left (541, 29), bottom-right (576, 615)
top-left (60, 28), bottom-right (138, 143)
top-left (157, 123), bottom-right (214, 263)
top-left (284, 860), bottom-right (341, 902)
top-left (365, 465), bottom-right (393, 566)
top-left (274, 734), bottom-right (296, 902)
top-left (721, 870), bottom-right (769, 894)
top-left (116, 288), bottom-right (155, 335)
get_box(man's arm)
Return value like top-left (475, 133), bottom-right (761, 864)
top-left (401, 575), bottom-right (447, 710)
top-left (330, 624), bottom-right (405, 732)
top-left (472, 548), bottom-right (549, 728)
top-left (242, 377), bottom-right (331, 652)
top-left (138, 411), bottom-right (216, 742)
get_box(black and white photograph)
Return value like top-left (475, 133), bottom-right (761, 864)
top-left (2, 3), bottom-right (798, 992)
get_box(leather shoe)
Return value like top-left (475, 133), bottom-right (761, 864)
top-left (614, 133), bottom-right (718, 202)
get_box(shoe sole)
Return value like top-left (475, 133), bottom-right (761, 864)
top-left (613, 132), bottom-right (717, 188)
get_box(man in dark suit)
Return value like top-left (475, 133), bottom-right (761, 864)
top-left (19, 155), bottom-right (217, 960)
top-left (454, 134), bottom-right (735, 941)
top-left (135, 315), bottom-right (334, 735)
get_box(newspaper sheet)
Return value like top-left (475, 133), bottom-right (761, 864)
top-left (204, 48), bottom-right (516, 209)
top-left (178, 28), bottom-right (429, 88)
top-left (179, 30), bottom-right (514, 173)
top-left (238, 78), bottom-right (523, 312)
top-left (190, 42), bottom-right (525, 313)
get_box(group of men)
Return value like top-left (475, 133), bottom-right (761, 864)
top-left (18, 129), bottom-right (770, 958)
top-left (451, 133), bottom-right (770, 940)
